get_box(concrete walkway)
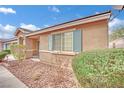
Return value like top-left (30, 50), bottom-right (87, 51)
top-left (0, 65), bottom-right (28, 88)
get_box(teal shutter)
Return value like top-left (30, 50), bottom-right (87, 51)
top-left (48, 35), bottom-right (52, 51)
top-left (73, 30), bottom-right (82, 52)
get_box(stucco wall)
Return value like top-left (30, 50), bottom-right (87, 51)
top-left (39, 33), bottom-right (49, 50)
top-left (25, 38), bottom-right (39, 58)
top-left (25, 38), bottom-right (34, 58)
top-left (39, 19), bottom-right (108, 51)
top-left (81, 19), bottom-right (108, 51)
top-left (16, 31), bottom-right (24, 38)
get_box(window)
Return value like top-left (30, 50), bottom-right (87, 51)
top-left (3, 43), bottom-right (7, 50)
top-left (48, 30), bottom-right (82, 52)
top-left (52, 31), bottom-right (73, 51)
top-left (53, 33), bottom-right (62, 51)
top-left (63, 32), bottom-right (73, 51)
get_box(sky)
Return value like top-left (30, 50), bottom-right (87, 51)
top-left (0, 5), bottom-right (124, 39)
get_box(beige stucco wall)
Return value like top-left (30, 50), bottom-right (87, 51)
top-left (81, 19), bottom-right (108, 51)
top-left (39, 19), bottom-right (108, 51)
top-left (39, 33), bottom-right (49, 50)
top-left (24, 37), bottom-right (39, 58)
top-left (16, 31), bottom-right (24, 38)
top-left (25, 38), bottom-right (34, 58)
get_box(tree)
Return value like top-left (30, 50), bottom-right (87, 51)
top-left (109, 26), bottom-right (124, 41)
top-left (10, 44), bottom-right (26, 62)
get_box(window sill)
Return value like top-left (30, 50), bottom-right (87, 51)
top-left (39, 50), bottom-right (79, 56)
top-left (51, 51), bottom-right (79, 56)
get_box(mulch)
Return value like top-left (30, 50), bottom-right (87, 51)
top-left (1, 60), bottom-right (79, 88)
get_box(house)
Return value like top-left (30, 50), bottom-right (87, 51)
top-left (0, 39), bottom-right (3, 52)
top-left (109, 37), bottom-right (124, 48)
top-left (2, 38), bottom-right (18, 50)
top-left (1, 11), bottom-right (111, 65)
top-left (0, 39), bottom-right (8, 52)
top-left (0, 28), bottom-right (33, 51)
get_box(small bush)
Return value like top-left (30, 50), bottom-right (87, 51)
top-left (0, 52), bottom-right (8, 61)
top-left (72, 49), bottom-right (124, 88)
top-left (3, 50), bottom-right (11, 54)
top-left (10, 44), bottom-right (26, 62)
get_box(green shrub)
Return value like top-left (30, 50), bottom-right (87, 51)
top-left (2, 50), bottom-right (11, 54)
top-left (0, 49), bottom-right (11, 61)
top-left (0, 52), bottom-right (8, 61)
top-left (72, 49), bottom-right (124, 88)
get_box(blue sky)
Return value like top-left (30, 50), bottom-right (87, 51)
top-left (0, 5), bottom-right (124, 39)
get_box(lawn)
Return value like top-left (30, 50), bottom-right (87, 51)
top-left (72, 48), bottom-right (124, 88)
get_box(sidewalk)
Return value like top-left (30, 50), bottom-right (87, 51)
top-left (0, 65), bottom-right (27, 88)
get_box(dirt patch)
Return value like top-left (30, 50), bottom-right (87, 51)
top-left (2, 59), bottom-right (78, 88)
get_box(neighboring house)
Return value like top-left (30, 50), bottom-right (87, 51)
top-left (0, 39), bottom-right (3, 52)
top-left (0, 39), bottom-right (7, 51)
top-left (0, 28), bottom-right (33, 51)
top-left (1, 11), bottom-right (111, 65)
top-left (2, 38), bottom-right (18, 50)
top-left (109, 37), bottom-right (124, 48)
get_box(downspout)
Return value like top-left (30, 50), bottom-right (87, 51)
top-left (108, 11), bottom-right (112, 48)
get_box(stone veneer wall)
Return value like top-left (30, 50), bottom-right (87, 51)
top-left (39, 51), bottom-right (74, 68)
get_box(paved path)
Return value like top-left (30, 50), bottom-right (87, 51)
top-left (0, 65), bottom-right (27, 88)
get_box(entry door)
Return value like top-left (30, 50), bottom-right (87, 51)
top-left (36, 41), bottom-right (39, 56)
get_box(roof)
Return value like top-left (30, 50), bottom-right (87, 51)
top-left (2, 37), bottom-right (17, 43)
top-left (19, 28), bottom-right (33, 33)
top-left (0, 38), bottom-right (7, 42)
top-left (26, 11), bottom-right (111, 37)
top-left (14, 28), bottom-right (33, 36)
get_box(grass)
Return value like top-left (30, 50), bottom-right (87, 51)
top-left (72, 48), bottom-right (124, 88)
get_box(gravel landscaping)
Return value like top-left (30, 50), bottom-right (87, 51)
top-left (1, 59), bottom-right (79, 88)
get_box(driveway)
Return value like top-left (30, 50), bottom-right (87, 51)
top-left (0, 65), bottom-right (27, 88)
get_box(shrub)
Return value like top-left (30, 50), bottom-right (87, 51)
top-left (10, 44), bottom-right (26, 62)
top-left (0, 52), bottom-right (8, 61)
top-left (72, 49), bottom-right (124, 88)
top-left (109, 26), bottom-right (124, 41)
top-left (3, 49), bottom-right (11, 54)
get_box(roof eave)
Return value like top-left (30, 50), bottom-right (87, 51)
top-left (26, 11), bottom-right (111, 37)
top-left (14, 28), bottom-right (21, 36)
top-left (14, 28), bottom-right (32, 36)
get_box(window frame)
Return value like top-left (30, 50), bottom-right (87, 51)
top-left (51, 30), bottom-right (73, 52)
top-left (52, 33), bottom-right (62, 51)
top-left (62, 32), bottom-right (73, 52)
